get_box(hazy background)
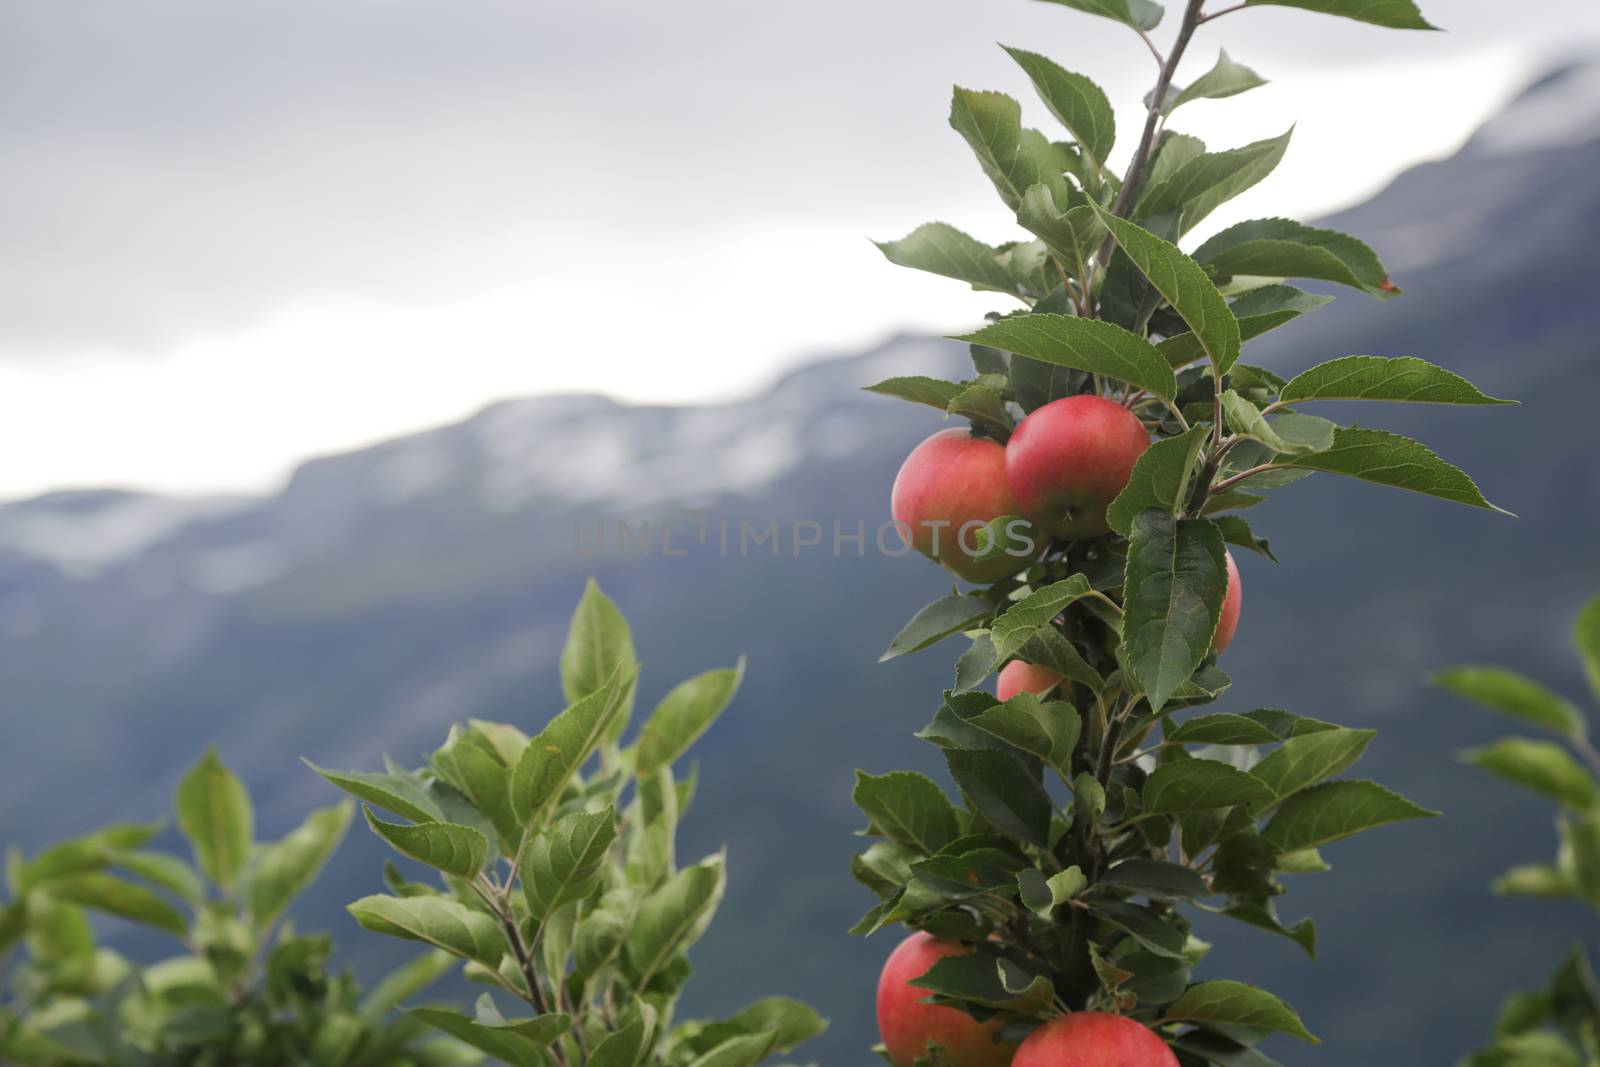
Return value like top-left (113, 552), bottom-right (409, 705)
top-left (2, 0), bottom-right (1599, 497)
top-left (4, 2), bottom-right (1600, 1065)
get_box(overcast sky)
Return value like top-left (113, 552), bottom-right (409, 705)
top-left (3, 0), bottom-right (1598, 498)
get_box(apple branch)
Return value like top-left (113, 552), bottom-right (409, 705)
top-left (1091, 0), bottom-right (1208, 276)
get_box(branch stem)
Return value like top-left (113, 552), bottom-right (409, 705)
top-left (1090, 0), bottom-right (1208, 272)
top-left (1209, 462), bottom-right (1283, 495)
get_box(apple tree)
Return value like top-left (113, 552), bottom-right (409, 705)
top-left (854, 0), bottom-right (1514, 1062)
top-left (1436, 594), bottom-right (1600, 1067)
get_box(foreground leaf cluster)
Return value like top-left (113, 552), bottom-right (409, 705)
top-left (1438, 594), bottom-right (1600, 1067)
top-left (0, 751), bottom-right (460, 1066)
top-left (314, 580), bottom-right (825, 1067)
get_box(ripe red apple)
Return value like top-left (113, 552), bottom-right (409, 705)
top-left (1013, 1013), bottom-right (1178, 1067)
top-left (1004, 396), bottom-right (1150, 539)
top-left (876, 932), bottom-right (1016, 1067)
top-left (1212, 548), bottom-right (1242, 653)
top-left (997, 660), bottom-right (1063, 702)
top-left (891, 428), bottom-right (1038, 583)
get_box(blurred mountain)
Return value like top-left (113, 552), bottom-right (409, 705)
top-left (4, 59), bottom-right (1600, 1067)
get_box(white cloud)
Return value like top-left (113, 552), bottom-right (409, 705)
top-left (2, 0), bottom-right (1596, 497)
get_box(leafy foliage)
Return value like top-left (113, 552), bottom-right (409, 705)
top-left (0, 752), bottom-right (463, 1067)
top-left (859, 0), bottom-right (1496, 1061)
top-left (1437, 593), bottom-right (1600, 1066)
top-left (313, 582), bottom-right (825, 1067)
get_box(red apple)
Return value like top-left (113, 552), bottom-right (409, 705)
top-left (997, 660), bottom-right (1063, 702)
top-left (1004, 396), bottom-right (1151, 539)
top-left (891, 428), bottom-right (1038, 583)
top-left (876, 932), bottom-right (1016, 1067)
top-left (1014, 1013), bottom-right (1178, 1067)
top-left (1212, 548), bottom-right (1242, 653)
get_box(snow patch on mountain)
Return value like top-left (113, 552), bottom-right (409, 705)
top-left (0, 492), bottom-right (251, 577)
top-left (1470, 59), bottom-right (1600, 157)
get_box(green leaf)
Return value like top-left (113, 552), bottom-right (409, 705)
top-left (561, 578), bottom-right (639, 739)
top-left (1091, 900), bottom-right (1186, 958)
top-left (1567, 811), bottom-right (1600, 905)
top-left (587, 1015), bottom-right (653, 1067)
top-left (1100, 858), bottom-right (1211, 900)
top-left (1220, 390), bottom-right (1329, 455)
top-left (50, 873), bottom-right (188, 937)
top-left (862, 374), bottom-right (968, 412)
top-left (1463, 739), bottom-right (1598, 811)
top-left (175, 747), bottom-right (254, 893)
top-left (1164, 979), bottom-right (1318, 1042)
top-left (521, 806), bottom-right (618, 926)
top-left (1019, 866), bottom-right (1086, 915)
top-left (1158, 285), bottom-right (1332, 368)
top-left (1167, 713), bottom-right (1282, 745)
top-left (882, 596), bottom-right (994, 662)
top-left (1274, 426), bottom-right (1509, 514)
top-left (348, 894), bottom-right (506, 969)
top-left (1576, 595), bottom-right (1600, 706)
top-left (364, 807), bottom-right (488, 880)
top-left (955, 314), bottom-right (1177, 403)
top-left (1280, 356), bottom-right (1513, 406)
top-left (511, 668), bottom-right (633, 824)
top-left (874, 224), bottom-right (1026, 298)
top-left (1137, 130), bottom-right (1293, 235)
top-left (990, 575), bottom-right (1096, 659)
top-left (105, 849), bottom-right (205, 906)
top-left (911, 952), bottom-right (1053, 1014)
top-left (1213, 514), bottom-right (1276, 561)
top-left (968, 693), bottom-right (1082, 779)
top-left (948, 88), bottom-right (1070, 212)
top-left (14, 822), bottom-right (164, 890)
top-left (1262, 780), bottom-right (1439, 851)
top-left (1169, 50), bottom-right (1267, 112)
top-left (945, 749), bottom-right (1053, 847)
top-left (953, 632), bottom-right (1001, 694)
top-left (1143, 759), bottom-right (1277, 812)
top-left (305, 760), bottom-right (445, 824)
top-left (1123, 512), bottom-right (1228, 712)
top-left (947, 377), bottom-right (1014, 434)
top-left (1091, 205), bottom-right (1241, 374)
top-left (1194, 217), bottom-right (1395, 297)
top-left (407, 1007), bottom-right (568, 1067)
top-left (1493, 863), bottom-right (1578, 900)
top-left (434, 736), bottom-right (520, 847)
top-left (1034, 0), bottom-right (1165, 31)
top-left (1003, 48), bottom-right (1115, 172)
top-left (1107, 424), bottom-right (1210, 536)
top-left (1434, 667), bottom-right (1586, 739)
top-left (1249, 728), bottom-right (1377, 800)
top-left (1019, 626), bottom-right (1107, 695)
top-left (248, 802), bottom-right (353, 930)
top-left (727, 996), bottom-right (829, 1053)
top-left (1172, 1032), bottom-right (1286, 1067)
top-left (624, 855), bottom-right (726, 987)
top-left (1242, 708), bottom-right (1341, 738)
top-left (1221, 901), bottom-right (1318, 958)
top-left (1017, 188), bottom-right (1106, 283)
top-left (1243, 0), bottom-right (1436, 30)
top-left (686, 1032), bottom-right (784, 1067)
top-left (636, 663), bottom-right (744, 777)
top-left (853, 771), bottom-right (959, 855)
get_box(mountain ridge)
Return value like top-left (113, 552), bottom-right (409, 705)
top-left (4, 63), bottom-right (1600, 1067)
